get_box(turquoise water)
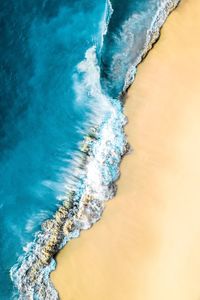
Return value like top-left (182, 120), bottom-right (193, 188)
top-left (0, 0), bottom-right (180, 298)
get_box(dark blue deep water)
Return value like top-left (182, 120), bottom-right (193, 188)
top-left (0, 0), bottom-right (179, 298)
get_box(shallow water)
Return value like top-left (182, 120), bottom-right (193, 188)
top-left (0, 0), bottom-right (179, 298)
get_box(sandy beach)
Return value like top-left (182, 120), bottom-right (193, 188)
top-left (51, 1), bottom-right (200, 299)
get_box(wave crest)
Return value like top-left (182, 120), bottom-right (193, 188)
top-left (10, 44), bottom-right (128, 299)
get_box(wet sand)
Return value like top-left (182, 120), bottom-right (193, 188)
top-left (51, 1), bottom-right (200, 299)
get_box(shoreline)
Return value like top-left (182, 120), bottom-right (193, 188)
top-left (52, 1), bottom-right (200, 299)
top-left (10, 1), bottom-right (181, 299)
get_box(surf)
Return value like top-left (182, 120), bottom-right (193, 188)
top-left (0, 0), bottom-right (181, 299)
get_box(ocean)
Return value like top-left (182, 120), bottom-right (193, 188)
top-left (0, 0), bottom-right (180, 299)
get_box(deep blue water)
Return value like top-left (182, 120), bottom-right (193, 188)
top-left (0, 0), bottom-right (179, 298)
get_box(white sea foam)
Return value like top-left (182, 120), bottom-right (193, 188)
top-left (25, 210), bottom-right (50, 233)
top-left (123, 0), bottom-right (181, 91)
top-left (99, 0), bottom-right (114, 49)
top-left (74, 46), bottom-right (112, 114)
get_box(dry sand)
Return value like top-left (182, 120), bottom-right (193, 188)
top-left (51, 1), bottom-right (200, 299)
